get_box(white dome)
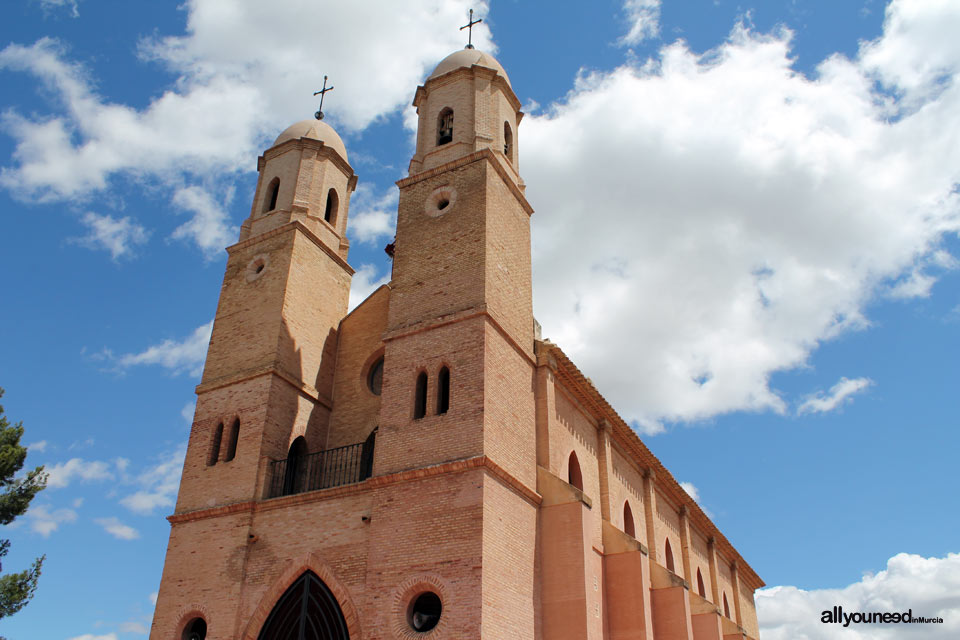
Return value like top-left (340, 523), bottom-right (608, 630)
top-left (272, 119), bottom-right (348, 162)
top-left (428, 48), bottom-right (511, 87)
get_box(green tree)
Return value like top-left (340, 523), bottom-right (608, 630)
top-left (0, 388), bottom-right (47, 619)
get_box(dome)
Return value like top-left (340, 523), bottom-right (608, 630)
top-left (272, 119), bottom-right (348, 162)
top-left (427, 48), bottom-right (511, 87)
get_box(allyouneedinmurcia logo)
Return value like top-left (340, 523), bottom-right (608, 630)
top-left (821, 606), bottom-right (943, 627)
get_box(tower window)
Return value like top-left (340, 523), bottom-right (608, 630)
top-left (503, 121), bottom-right (513, 158)
top-left (414, 372), bottom-right (428, 419)
top-left (208, 423), bottom-right (223, 466)
top-left (697, 568), bottom-right (706, 598)
top-left (224, 419), bottom-right (239, 462)
top-left (182, 617), bottom-right (207, 640)
top-left (723, 592), bottom-right (731, 618)
top-left (264, 178), bottom-right (280, 213)
top-left (283, 436), bottom-right (308, 496)
top-left (623, 500), bottom-right (635, 538)
top-left (437, 108), bottom-right (454, 146)
top-left (436, 366), bottom-right (450, 415)
top-left (665, 538), bottom-right (675, 573)
top-left (324, 188), bottom-right (339, 224)
top-left (567, 451), bottom-right (583, 492)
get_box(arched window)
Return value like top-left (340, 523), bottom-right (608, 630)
top-left (224, 419), bottom-right (239, 462)
top-left (437, 108), bottom-right (454, 145)
top-left (414, 372), bottom-right (428, 419)
top-left (665, 538), bottom-right (675, 573)
top-left (368, 357), bottom-right (384, 396)
top-left (697, 568), bottom-right (706, 598)
top-left (182, 617), bottom-right (207, 640)
top-left (503, 121), bottom-right (513, 158)
top-left (324, 188), bottom-right (339, 224)
top-left (208, 423), bottom-right (223, 466)
top-left (723, 592), bottom-right (731, 618)
top-left (436, 366), bottom-right (450, 415)
top-left (360, 427), bottom-right (377, 480)
top-left (283, 436), bottom-right (307, 496)
top-left (623, 500), bottom-right (636, 538)
top-left (264, 177), bottom-right (280, 213)
top-left (257, 571), bottom-right (349, 640)
top-left (567, 451), bottom-right (583, 491)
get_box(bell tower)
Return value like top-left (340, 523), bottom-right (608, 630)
top-left (171, 118), bottom-right (357, 513)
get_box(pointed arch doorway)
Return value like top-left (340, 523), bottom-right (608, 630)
top-left (257, 570), bottom-right (350, 640)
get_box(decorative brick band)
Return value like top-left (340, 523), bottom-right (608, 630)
top-left (226, 220), bottom-right (355, 275)
top-left (167, 455), bottom-right (541, 525)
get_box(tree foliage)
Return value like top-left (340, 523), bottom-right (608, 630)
top-left (0, 388), bottom-right (46, 619)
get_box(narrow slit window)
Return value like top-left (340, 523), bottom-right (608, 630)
top-left (697, 568), bottom-right (706, 598)
top-left (224, 419), bottom-right (239, 462)
top-left (324, 188), bottom-right (339, 224)
top-left (503, 121), bottom-right (513, 157)
top-left (723, 592), bottom-right (731, 618)
top-left (414, 372), bottom-right (428, 419)
top-left (567, 451), bottom-right (583, 491)
top-left (436, 366), bottom-right (450, 415)
top-left (264, 178), bottom-right (280, 213)
top-left (437, 108), bottom-right (454, 146)
top-left (623, 500), bottom-right (635, 538)
top-left (665, 538), bottom-right (675, 573)
top-left (208, 423), bottom-right (223, 466)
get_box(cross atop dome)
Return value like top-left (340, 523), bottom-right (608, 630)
top-left (459, 8), bottom-right (482, 49)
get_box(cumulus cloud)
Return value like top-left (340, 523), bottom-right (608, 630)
top-left (46, 457), bottom-right (113, 489)
top-left (24, 504), bottom-right (77, 536)
top-left (679, 481), bottom-right (713, 518)
top-left (347, 184), bottom-right (398, 246)
top-left (524, 1), bottom-right (960, 432)
top-left (798, 377), bottom-right (873, 415)
top-left (26, 440), bottom-right (47, 453)
top-left (620, 0), bottom-right (661, 45)
top-left (181, 400), bottom-right (196, 425)
top-left (94, 517), bottom-right (140, 540)
top-left (71, 211), bottom-right (150, 260)
top-left (757, 552), bottom-right (960, 639)
top-left (119, 445), bottom-right (186, 515)
top-left (0, 1), bottom-right (492, 256)
top-left (349, 264), bottom-right (391, 312)
top-left (68, 634), bottom-right (118, 640)
top-left (109, 320), bottom-right (213, 377)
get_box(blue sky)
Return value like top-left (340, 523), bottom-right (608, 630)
top-left (1, 1), bottom-right (959, 638)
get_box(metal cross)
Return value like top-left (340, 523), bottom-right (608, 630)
top-left (313, 76), bottom-right (334, 120)
top-left (460, 9), bottom-right (482, 50)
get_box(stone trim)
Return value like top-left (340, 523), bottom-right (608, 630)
top-left (226, 220), bottom-right (355, 276)
top-left (195, 364), bottom-right (333, 410)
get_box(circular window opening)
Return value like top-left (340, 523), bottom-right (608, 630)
top-left (437, 199), bottom-right (449, 210)
top-left (255, 262), bottom-right (265, 274)
top-left (182, 617), bottom-right (207, 640)
top-left (245, 255), bottom-right (269, 282)
top-left (408, 591), bottom-right (442, 633)
top-left (368, 357), bottom-right (384, 396)
top-left (424, 185), bottom-right (457, 218)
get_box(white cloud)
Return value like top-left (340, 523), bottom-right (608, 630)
top-left (347, 184), bottom-right (398, 246)
top-left (27, 440), bottom-right (47, 453)
top-left (679, 481), bottom-right (713, 518)
top-left (620, 0), bottom-right (661, 45)
top-left (94, 517), bottom-right (140, 540)
top-left (46, 457), bottom-right (113, 489)
top-left (757, 552), bottom-right (960, 639)
top-left (349, 264), bottom-right (390, 312)
top-left (0, 1), bottom-right (494, 257)
top-left (171, 185), bottom-right (237, 257)
top-left (35, 0), bottom-right (79, 18)
top-left (25, 504), bottom-right (77, 537)
top-left (118, 621), bottom-right (149, 634)
top-left (71, 212), bottom-right (150, 261)
top-left (797, 377), bottom-right (873, 415)
top-left (149, 592), bottom-right (158, 606)
top-left (524, 1), bottom-right (960, 432)
top-left (68, 634), bottom-right (118, 640)
top-left (119, 446), bottom-right (186, 515)
top-left (111, 320), bottom-right (213, 377)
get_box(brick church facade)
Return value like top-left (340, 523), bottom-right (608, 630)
top-left (150, 46), bottom-right (763, 640)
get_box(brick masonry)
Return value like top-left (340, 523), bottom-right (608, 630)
top-left (149, 49), bottom-right (762, 640)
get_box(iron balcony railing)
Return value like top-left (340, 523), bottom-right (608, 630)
top-left (268, 437), bottom-right (375, 499)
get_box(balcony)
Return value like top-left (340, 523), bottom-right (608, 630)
top-left (267, 436), bottom-right (375, 499)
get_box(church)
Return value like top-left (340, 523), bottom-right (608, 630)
top-left (149, 41), bottom-right (763, 640)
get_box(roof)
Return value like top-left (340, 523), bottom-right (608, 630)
top-left (272, 119), bottom-right (348, 162)
top-left (427, 48), bottom-right (511, 87)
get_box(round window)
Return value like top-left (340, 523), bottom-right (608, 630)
top-left (368, 357), bottom-right (384, 396)
top-left (408, 591), bottom-right (442, 632)
top-left (424, 185), bottom-right (457, 217)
